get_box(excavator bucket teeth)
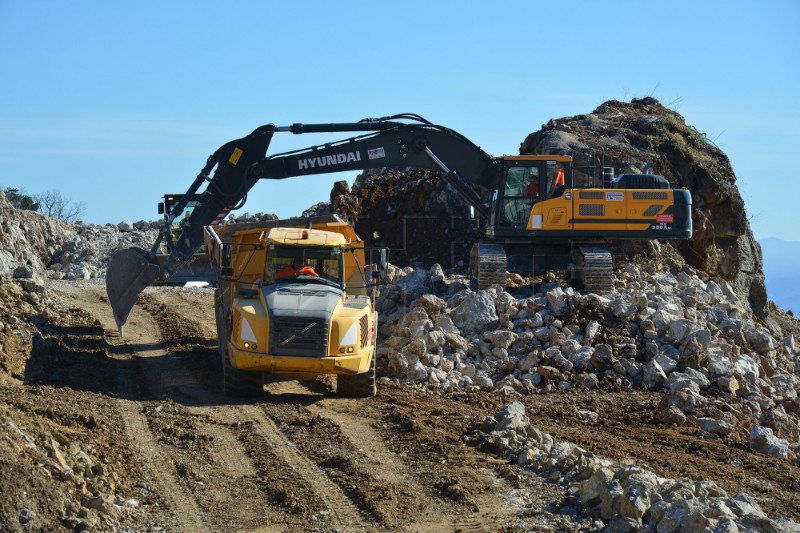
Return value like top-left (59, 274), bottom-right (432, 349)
top-left (106, 247), bottom-right (161, 335)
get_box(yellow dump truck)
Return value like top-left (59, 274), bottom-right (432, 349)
top-left (203, 215), bottom-right (386, 397)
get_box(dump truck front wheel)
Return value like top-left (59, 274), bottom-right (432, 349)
top-left (222, 354), bottom-right (264, 397)
top-left (337, 355), bottom-right (376, 398)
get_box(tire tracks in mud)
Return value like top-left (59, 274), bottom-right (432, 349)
top-left (51, 282), bottom-right (542, 531)
top-left (304, 398), bottom-right (523, 532)
top-left (86, 292), bottom-right (210, 531)
top-left (140, 287), bottom-right (531, 531)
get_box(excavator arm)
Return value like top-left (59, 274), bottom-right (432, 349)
top-left (107, 115), bottom-right (497, 333)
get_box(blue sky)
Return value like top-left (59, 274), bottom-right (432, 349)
top-left (1, 0), bottom-right (798, 243)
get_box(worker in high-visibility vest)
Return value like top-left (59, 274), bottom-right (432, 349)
top-left (526, 174), bottom-right (540, 197)
top-left (550, 167), bottom-right (565, 194)
top-left (277, 260), bottom-right (318, 279)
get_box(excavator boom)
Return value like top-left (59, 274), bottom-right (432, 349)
top-left (107, 115), bottom-right (495, 333)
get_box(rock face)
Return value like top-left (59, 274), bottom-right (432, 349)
top-left (519, 98), bottom-right (766, 318)
top-left (0, 191), bottom-right (75, 277)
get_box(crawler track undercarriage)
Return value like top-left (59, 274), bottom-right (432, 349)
top-left (469, 242), bottom-right (614, 295)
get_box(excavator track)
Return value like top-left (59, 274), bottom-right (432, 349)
top-left (469, 243), bottom-right (507, 290)
top-left (574, 246), bottom-right (614, 295)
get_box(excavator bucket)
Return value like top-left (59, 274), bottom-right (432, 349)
top-left (106, 247), bottom-right (161, 335)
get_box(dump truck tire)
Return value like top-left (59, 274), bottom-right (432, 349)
top-left (222, 354), bottom-right (263, 397)
top-left (337, 354), bottom-right (376, 398)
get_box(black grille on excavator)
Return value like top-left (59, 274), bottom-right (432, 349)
top-left (642, 204), bottom-right (665, 217)
top-left (269, 317), bottom-right (328, 357)
top-left (633, 191), bottom-right (668, 200)
top-left (580, 204), bottom-right (605, 216)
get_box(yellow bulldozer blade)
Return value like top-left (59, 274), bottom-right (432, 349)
top-left (106, 247), bottom-right (161, 336)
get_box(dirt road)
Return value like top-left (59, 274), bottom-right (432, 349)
top-left (2, 280), bottom-right (797, 531)
top-left (17, 281), bottom-right (580, 532)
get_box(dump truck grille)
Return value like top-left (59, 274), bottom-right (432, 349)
top-left (270, 317), bottom-right (329, 357)
top-left (360, 314), bottom-right (370, 349)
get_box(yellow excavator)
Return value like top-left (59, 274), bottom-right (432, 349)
top-left (107, 113), bottom-right (692, 349)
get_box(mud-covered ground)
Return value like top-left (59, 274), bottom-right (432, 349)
top-left (1, 280), bottom-right (798, 531)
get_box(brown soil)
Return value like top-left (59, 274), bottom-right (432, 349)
top-left (1, 280), bottom-right (798, 531)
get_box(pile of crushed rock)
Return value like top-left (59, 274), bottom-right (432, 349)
top-left (375, 261), bottom-right (799, 464)
top-left (481, 401), bottom-right (797, 532)
top-left (44, 221), bottom-right (160, 281)
top-left (1, 410), bottom-right (141, 531)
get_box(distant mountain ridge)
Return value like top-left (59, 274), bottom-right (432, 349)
top-left (761, 237), bottom-right (799, 313)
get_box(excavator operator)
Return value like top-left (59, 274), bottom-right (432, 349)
top-left (526, 173), bottom-right (540, 198)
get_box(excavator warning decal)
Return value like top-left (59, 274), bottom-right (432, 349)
top-left (368, 147), bottom-right (385, 160)
top-left (229, 148), bottom-right (244, 165)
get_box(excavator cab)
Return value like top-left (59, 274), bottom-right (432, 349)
top-left (159, 194), bottom-right (202, 250)
top-left (150, 193), bottom-right (218, 286)
top-left (496, 156), bottom-right (572, 231)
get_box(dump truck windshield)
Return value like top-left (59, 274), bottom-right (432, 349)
top-left (264, 246), bottom-right (343, 287)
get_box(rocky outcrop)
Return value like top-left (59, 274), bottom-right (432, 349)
top-left (519, 97), bottom-right (767, 318)
top-left (0, 191), bottom-right (75, 277)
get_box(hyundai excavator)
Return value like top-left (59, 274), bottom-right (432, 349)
top-left (107, 113), bottom-right (692, 333)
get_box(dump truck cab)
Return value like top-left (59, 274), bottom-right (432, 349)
top-left (205, 216), bottom-right (385, 397)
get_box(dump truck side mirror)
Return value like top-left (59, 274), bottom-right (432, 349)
top-left (221, 244), bottom-right (232, 268)
top-left (158, 202), bottom-right (165, 215)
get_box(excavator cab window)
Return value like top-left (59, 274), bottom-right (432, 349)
top-left (545, 162), bottom-right (568, 198)
top-left (500, 165), bottom-right (541, 228)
